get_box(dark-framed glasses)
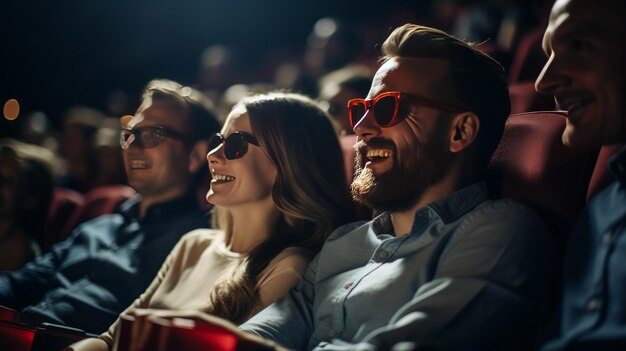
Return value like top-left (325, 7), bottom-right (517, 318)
top-left (208, 131), bottom-right (259, 160)
top-left (120, 126), bottom-right (186, 149)
top-left (347, 91), bottom-right (465, 129)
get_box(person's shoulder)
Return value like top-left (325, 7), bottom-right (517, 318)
top-left (257, 246), bottom-right (314, 284)
top-left (460, 198), bottom-right (547, 238)
top-left (474, 198), bottom-right (541, 220)
top-left (175, 229), bottom-right (224, 252)
top-left (270, 246), bottom-right (314, 269)
top-left (327, 220), bottom-right (371, 241)
top-left (180, 228), bottom-right (223, 244)
top-left (69, 212), bottom-right (125, 238)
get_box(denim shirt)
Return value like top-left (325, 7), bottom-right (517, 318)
top-left (242, 182), bottom-right (552, 350)
top-left (0, 192), bottom-right (208, 334)
top-left (543, 147), bottom-right (626, 351)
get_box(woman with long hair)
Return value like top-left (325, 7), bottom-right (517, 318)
top-left (68, 92), bottom-right (354, 350)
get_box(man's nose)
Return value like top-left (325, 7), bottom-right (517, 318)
top-left (535, 53), bottom-right (570, 95)
top-left (353, 108), bottom-right (382, 141)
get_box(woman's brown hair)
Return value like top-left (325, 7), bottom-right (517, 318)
top-left (206, 92), bottom-right (354, 324)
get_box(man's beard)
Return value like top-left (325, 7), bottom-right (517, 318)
top-left (351, 129), bottom-right (451, 213)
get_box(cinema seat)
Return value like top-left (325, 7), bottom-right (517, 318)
top-left (68, 185), bottom-right (136, 227)
top-left (43, 188), bottom-right (85, 252)
top-left (509, 81), bottom-right (555, 114)
top-left (117, 314), bottom-right (245, 351)
top-left (487, 111), bottom-right (598, 242)
top-left (487, 111), bottom-right (601, 346)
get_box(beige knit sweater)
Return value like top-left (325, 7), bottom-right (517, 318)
top-left (99, 228), bottom-right (313, 348)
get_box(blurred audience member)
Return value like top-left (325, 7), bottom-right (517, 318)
top-left (445, 0), bottom-right (540, 68)
top-left (218, 83), bottom-right (276, 124)
top-left (197, 44), bottom-right (245, 104)
top-left (0, 139), bottom-right (54, 271)
top-left (536, 0), bottom-right (626, 349)
top-left (105, 90), bottom-right (131, 118)
top-left (58, 107), bottom-right (105, 193)
top-left (18, 111), bottom-right (60, 155)
top-left (273, 62), bottom-right (319, 98)
top-left (318, 65), bottom-right (372, 136)
top-left (305, 17), bottom-right (361, 76)
top-left (92, 118), bottom-right (127, 188)
top-left (0, 79), bottom-right (220, 334)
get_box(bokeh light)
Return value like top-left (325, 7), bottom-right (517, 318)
top-left (3, 99), bottom-right (20, 121)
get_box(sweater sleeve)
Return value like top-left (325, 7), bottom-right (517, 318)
top-left (98, 231), bottom-right (191, 348)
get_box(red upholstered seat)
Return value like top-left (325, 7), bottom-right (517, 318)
top-left (69, 185), bottom-right (135, 225)
top-left (43, 185), bottom-right (136, 250)
top-left (487, 111), bottom-right (598, 242)
top-left (487, 111), bottom-right (600, 342)
top-left (508, 27), bottom-right (547, 84)
top-left (0, 317), bottom-right (90, 351)
top-left (0, 305), bottom-right (18, 322)
top-left (0, 321), bottom-right (34, 351)
top-left (118, 315), bottom-right (242, 351)
top-left (509, 81), bottom-right (555, 114)
top-left (43, 188), bottom-right (85, 252)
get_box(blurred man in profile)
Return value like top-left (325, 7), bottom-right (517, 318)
top-left (0, 79), bottom-right (220, 334)
top-left (535, 0), bottom-right (626, 349)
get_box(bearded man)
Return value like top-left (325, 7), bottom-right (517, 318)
top-left (239, 24), bottom-right (552, 351)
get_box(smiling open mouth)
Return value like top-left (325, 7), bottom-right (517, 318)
top-left (366, 149), bottom-right (393, 161)
top-left (130, 160), bottom-right (148, 169)
top-left (211, 174), bottom-right (235, 183)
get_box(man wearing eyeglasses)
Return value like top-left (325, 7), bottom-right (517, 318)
top-left (231, 24), bottom-right (553, 350)
top-left (0, 79), bottom-right (220, 334)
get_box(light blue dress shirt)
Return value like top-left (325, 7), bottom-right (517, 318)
top-left (543, 147), bottom-right (626, 351)
top-left (242, 182), bottom-right (552, 350)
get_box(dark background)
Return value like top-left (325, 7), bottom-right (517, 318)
top-left (1, 0), bottom-right (434, 134)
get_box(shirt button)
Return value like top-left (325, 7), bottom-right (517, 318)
top-left (378, 251), bottom-right (389, 259)
top-left (586, 298), bottom-right (600, 311)
top-left (344, 282), bottom-right (353, 289)
top-left (602, 232), bottom-right (612, 245)
top-left (328, 329), bottom-right (337, 338)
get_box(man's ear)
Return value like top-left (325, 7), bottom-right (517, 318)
top-left (188, 140), bottom-right (209, 173)
top-left (449, 112), bottom-right (480, 153)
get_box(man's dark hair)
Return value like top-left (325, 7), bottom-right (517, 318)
top-left (142, 79), bottom-right (221, 143)
top-left (381, 24), bottom-right (511, 170)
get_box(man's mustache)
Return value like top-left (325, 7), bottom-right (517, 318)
top-left (355, 137), bottom-right (396, 154)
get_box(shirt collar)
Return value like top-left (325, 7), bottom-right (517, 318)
top-left (609, 146), bottom-right (626, 187)
top-left (426, 182), bottom-right (490, 224)
top-left (119, 191), bottom-right (204, 222)
top-left (372, 182), bottom-right (490, 234)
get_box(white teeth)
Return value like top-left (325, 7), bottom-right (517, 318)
top-left (212, 174), bottom-right (235, 182)
top-left (366, 149), bottom-right (392, 158)
top-left (131, 160), bottom-right (147, 168)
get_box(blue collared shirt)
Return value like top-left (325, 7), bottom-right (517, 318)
top-left (0, 192), bottom-right (208, 334)
top-left (543, 147), bottom-right (626, 350)
top-left (242, 182), bottom-right (551, 350)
